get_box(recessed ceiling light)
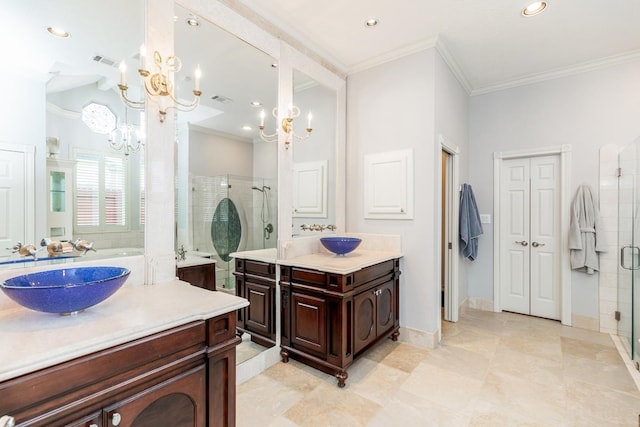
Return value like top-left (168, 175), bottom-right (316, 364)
top-left (522, 1), bottom-right (547, 16)
top-left (250, 101), bottom-right (262, 107)
top-left (47, 27), bottom-right (70, 38)
top-left (242, 125), bottom-right (252, 131)
top-left (186, 17), bottom-right (199, 27)
top-left (365, 18), bottom-right (379, 27)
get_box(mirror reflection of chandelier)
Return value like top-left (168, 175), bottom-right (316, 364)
top-left (258, 104), bottom-right (312, 149)
top-left (118, 47), bottom-right (202, 122)
top-left (108, 109), bottom-right (145, 156)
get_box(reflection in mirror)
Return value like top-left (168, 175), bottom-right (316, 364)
top-left (0, 0), bottom-right (145, 268)
top-left (173, 6), bottom-right (278, 363)
top-left (292, 69), bottom-right (337, 236)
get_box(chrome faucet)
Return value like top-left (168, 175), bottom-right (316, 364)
top-left (9, 242), bottom-right (37, 258)
top-left (177, 244), bottom-right (187, 261)
top-left (71, 239), bottom-right (96, 255)
top-left (40, 238), bottom-right (73, 257)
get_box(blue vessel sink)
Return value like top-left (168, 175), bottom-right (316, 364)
top-left (1, 266), bottom-right (130, 315)
top-left (320, 237), bottom-right (362, 256)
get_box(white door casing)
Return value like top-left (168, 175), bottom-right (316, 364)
top-left (0, 143), bottom-right (35, 257)
top-left (494, 145), bottom-right (571, 325)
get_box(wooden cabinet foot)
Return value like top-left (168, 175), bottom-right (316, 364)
top-left (391, 330), bottom-right (400, 342)
top-left (280, 348), bottom-right (289, 363)
top-left (335, 371), bottom-right (348, 388)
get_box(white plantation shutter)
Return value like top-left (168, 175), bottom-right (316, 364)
top-left (75, 153), bottom-right (100, 226)
top-left (74, 150), bottom-right (128, 232)
top-left (105, 156), bottom-right (126, 226)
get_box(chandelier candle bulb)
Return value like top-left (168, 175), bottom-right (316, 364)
top-left (307, 113), bottom-right (312, 128)
top-left (195, 65), bottom-right (201, 91)
top-left (119, 61), bottom-right (126, 86)
top-left (260, 110), bottom-right (265, 127)
top-left (139, 44), bottom-right (146, 70)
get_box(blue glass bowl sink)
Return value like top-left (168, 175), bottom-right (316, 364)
top-left (1, 266), bottom-right (130, 314)
top-left (320, 237), bottom-right (362, 256)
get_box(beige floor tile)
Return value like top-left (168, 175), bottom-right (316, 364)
top-left (283, 381), bottom-right (381, 427)
top-left (263, 359), bottom-right (328, 393)
top-left (477, 370), bottom-right (569, 425)
top-left (374, 342), bottom-right (431, 373)
top-left (346, 357), bottom-right (410, 405)
top-left (422, 343), bottom-right (492, 381)
top-left (368, 389), bottom-right (471, 427)
top-left (400, 361), bottom-right (484, 413)
top-left (237, 309), bottom-right (640, 427)
top-left (236, 374), bottom-right (305, 427)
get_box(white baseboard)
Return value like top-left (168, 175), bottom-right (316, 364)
top-left (464, 297), bottom-right (494, 312)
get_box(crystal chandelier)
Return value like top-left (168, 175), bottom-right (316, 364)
top-left (108, 109), bottom-right (145, 156)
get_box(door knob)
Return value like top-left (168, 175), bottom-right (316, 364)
top-left (531, 242), bottom-right (545, 247)
top-left (515, 241), bottom-right (528, 246)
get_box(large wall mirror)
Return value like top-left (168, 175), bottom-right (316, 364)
top-left (0, 0), bottom-right (145, 268)
top-left (173, 5), bottom-right (278, 363)
top-left (291, 69), bottom-right (337, 236)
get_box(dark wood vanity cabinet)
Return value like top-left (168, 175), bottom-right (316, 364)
top-left (280, 258), bottom-right (401, 387)
top-left (177, 262), bottom-right (216, 291)
top-left (234, 258), bottom-right (276, 347)
top-left (0, 311), bottom-right (239, 427)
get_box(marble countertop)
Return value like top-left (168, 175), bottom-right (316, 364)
top-left (0, 280), bottom-right (248, 382)
top-left (231, 248), bottom-right (277, 264)
top-left (278, 249), bottom-right (402, 274)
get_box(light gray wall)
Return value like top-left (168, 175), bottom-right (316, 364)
top-left (468, 59), bottom-right (640, 318)
top-left (189, 129), bottom-right (254, 177)
top-left (347, 49), bottom-right (439, 334)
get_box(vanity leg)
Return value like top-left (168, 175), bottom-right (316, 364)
top-left (391, 330), bottom-right (400, 342)
top-left (280, 348), bottom-right (289, 363)
top-left (335, 370), bottom-right (348, 388)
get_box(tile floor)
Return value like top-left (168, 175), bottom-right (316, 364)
top-left (236, 308), bottom-right (640, 426)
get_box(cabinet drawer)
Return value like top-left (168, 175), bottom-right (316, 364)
top-left (291, 267), bottom-right (326, 289)
top-left (353, 260), bottom-right (394, 287)
top-left (207, 312), bottom-right (237, 347)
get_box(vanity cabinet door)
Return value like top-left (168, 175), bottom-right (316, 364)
top-left (353, 289), bottom-right (377, 354)
top-left (354, 280), bottom-right (396, 355)
top-left (291, 291), bottom-right (327, 356)
top-left (104, 364), bottom-right (206, 427)
top-left (245, 280), bottom-right (273, 338)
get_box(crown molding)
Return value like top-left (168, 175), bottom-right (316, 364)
top-left (471, 49), bottom-right (640, 96)
top-left (347, 37), bottom-right (439, 75)
top-left (434, 37), bottom-right (472, 95)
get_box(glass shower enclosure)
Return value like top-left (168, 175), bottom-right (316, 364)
top-left (190, 174), bottom-right (277, 291)
top-left (618, 139), bottom-right (640, 367)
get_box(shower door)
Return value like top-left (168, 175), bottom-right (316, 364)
top-left (618, 141), bottom-right (640, 365)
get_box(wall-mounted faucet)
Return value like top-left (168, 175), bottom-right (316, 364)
top-left (8, 242), bottom-right (37, 258)
top-left (177, 244), bottom-right (187, 261)
top-left (40, 238), bottom-right (73, 257)
top-left (71, 239), bottom-right (96, 255)
top-left (300, 224), bottom-right (336, 232)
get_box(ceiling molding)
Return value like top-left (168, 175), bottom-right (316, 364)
top-left (46, 102), bottom-right (81, 120)
top-left (434, 38), bottom-right (472, 95)
top-left (471, 49), bottom-right (640, 96)
top-left (347, 37), bottom-right (439, 75)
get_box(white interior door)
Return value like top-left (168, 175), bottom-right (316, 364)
top-left (500, 155), bottom-right (560, 320)
top-left (0, 148), bottom-right (28, 257)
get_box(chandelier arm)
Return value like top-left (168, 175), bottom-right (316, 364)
top-left (118, 86), bottom-right (146, 109)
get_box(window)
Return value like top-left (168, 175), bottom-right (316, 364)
top-left (74, 150), bottom-right (128, 232)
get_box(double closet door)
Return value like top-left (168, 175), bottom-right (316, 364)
top-left (500, 155), bottom-right (560, 320)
